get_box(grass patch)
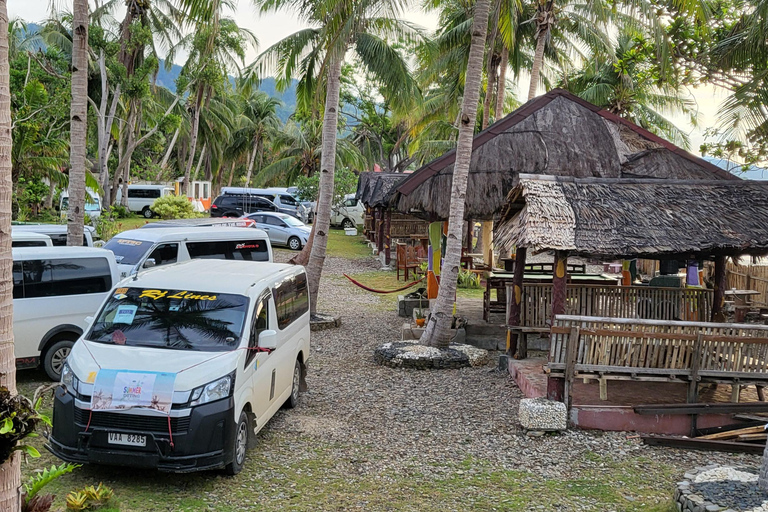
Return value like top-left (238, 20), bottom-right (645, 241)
top-left (325, 228), bottom-right (373, 259)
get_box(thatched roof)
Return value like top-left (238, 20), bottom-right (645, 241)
top-left (391, 89), bottom-right (738, 221)
top-left (356, 172), bottom-right (408, 207)
top-left (495, 175), bottom-right (768, 259)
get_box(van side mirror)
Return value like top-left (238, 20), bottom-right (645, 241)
top-left (143, 258), bottom-right (156, 269)
top-left (258, 330), bottom-right (277, 351)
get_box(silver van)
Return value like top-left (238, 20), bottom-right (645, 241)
top-left (221, 187), bottom-right (308, 223)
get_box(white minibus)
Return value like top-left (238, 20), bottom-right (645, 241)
top-left (102, 227), bottom-right (273, 279)
top-left (13, 247), bottom-right (119, 380)
top-left (47, 259), bottom-right (310, 474)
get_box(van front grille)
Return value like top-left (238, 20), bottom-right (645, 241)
top-left (74, 407), bottom-right (190, 434)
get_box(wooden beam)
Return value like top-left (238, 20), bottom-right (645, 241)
top-left (641, 435), bottom-right (764, 454)
top-left (376, 207), bottom-right (385, 254)
top-left (384, 209), bottom-right (392, 266)
top-left (551, 251), bottom-right (569, 324)
top-left (564, 326), bottom-right (580, 410)
top-left (698, 425), bottom-right (765, 440)
top-left (635, 402), bottom-right (768, 415)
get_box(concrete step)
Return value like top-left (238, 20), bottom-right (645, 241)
top-left (464, 334), bottom-right (505, 351)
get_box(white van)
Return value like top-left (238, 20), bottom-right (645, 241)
top-left (12, 224), bottom-right (96, 247)
top-left (12, 229), bottom-right (53, 247)
top-left (60, 189), bottom-right (103, 219)
top-left (331, 194), bottom-right (365, 228)
top-left (102, 227), bottom-right (273, 279)
top-left (221, 187), bottom-right (308, 222)
top-left (115, 184), bottom-right (175, 218)
top-left (13, 247), bottom-right (119, 380)
top-left (47, 259), bottom-right (310, 474)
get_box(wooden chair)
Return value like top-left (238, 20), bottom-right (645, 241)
top-left (396, 243), bottom-right (419, 281)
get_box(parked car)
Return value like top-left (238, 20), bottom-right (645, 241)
top-left (12, 223), bottom-right (96, 247)
top-left (210, 193), bottom-right (279, 218)
top-left (331, 194), bottom-right (365, 228)
top-left (12, 229), bottom-right (53, 247)
top-left (102, 226), bottom-right (273, 279)
top-left (245, 212), bottom-right (311, 250)
top-left (13, 246), bottom-right (119, 380)
top-left (48, 259), bottom-right (311, 474)
top-left (115, 184), bottom-right (175, 219)
top-left (60, 189), bottom-right (103, 219)
top-left (286, 187), bottom-right (315, 223)
top-left (219, 188), bottom-right (308, 222)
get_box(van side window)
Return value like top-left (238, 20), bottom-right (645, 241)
top-left (247, 295), bottom-right (270, 365)
top-left (21, 258), bottom-right (112, 298)
top-left (186, 240), bottom-right (269, 261)
top-left (146, 243), bottom-right (178, 266)
top-left (12, 262), bottom-right (23, 299)
top-left (273, 272), bottom-right (309, 330)
top-left (12, 241), bottom-right (49, 248)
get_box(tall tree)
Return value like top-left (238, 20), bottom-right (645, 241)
top-left (254, 0), bottom-right (421, 315)
top-left (0, 2), bottom-right (20, 509)
top-left (67, 0), bottom-right (88, 246)
top-left (420, 0), bottom-right (491, 347)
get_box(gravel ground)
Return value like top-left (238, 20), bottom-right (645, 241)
top-left (17, 248), bottom-right (763, 511)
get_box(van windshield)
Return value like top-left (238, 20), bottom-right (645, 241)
top-left (87, 287), bottom-right (248, 351)
top-left (103, 238), bottom-right (153, 265)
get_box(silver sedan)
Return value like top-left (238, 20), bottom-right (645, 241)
top-left (244, 212), bottom-right (311, 250)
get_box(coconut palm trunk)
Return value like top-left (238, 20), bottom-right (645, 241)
top-left (67, 0), bottom-right (89, 246)
top-left (0, 2), bottom-right (19, 508)
top-left (496, 46), bottom-right (508, 115)
top-left (306, 52), bottom-right (345, 316)
top-left (183, 87), bottom-right (205, 196)
top-left (528, 0), bottom-right (554, 101)
top-left (419, 0), bottom-right (491, 348)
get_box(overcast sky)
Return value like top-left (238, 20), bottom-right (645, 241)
top-left (10, 0), bottom-right (726, 155)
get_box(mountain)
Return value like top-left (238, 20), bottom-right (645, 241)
top-left (157, 60), bottom-right (297, 122)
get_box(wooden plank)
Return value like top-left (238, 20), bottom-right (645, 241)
top-left (688, 333), bottom-right (702, 404)
top-left (641, 436), bottom-right (764, 454)
top-left (576, 364), bottom-right (690, 376)
top-left (695, 420), bottom-right (766, 436)
top-left (737, 433), bottom-right (767, 441)
top-left (698, 425), bottom-right (765, 440)
top-left (635, 402), bottom-right (768, 415)
top-left (555, 315), bottom-right (768, 331)
top-left (564, 326), bottom-right (580, 409)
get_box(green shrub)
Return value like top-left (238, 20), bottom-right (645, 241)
top-left (150, 195), bottom-right (198, 219)
top-left (457, 269), bottom-right (481, 289)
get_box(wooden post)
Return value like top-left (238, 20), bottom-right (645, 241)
top-left (564, 326), bottom-right (580, 410)
top-left (376, 207), bottom-right (385, 255)
top-left (711, 255), bottom-right (726, 322)
top-left (482, 221), bottom-right (493, 267)
top-left (552, 251), bottom-right (569, 323)
top-left (687, 333), bottom-right (702, 404)
top-left (466, 219), bottom-right (473, 252)
top-left (507, 247), bottom-right (527, 358)
top-left (384, 209), bottom-right (392, 266)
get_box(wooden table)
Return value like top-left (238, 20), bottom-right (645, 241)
top-left (725, 289), bottom-right (760, 322)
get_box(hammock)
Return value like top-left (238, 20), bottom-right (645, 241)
top-left (343, 274), bottom-right (425, 294)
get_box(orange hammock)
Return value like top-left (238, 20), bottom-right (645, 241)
top-left (343, 274), bottom-right (424, 294)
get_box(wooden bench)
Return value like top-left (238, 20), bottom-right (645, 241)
top-left (546, 315), bottom-right (768, 404)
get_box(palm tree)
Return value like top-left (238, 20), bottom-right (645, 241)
top-left (0, 2), bottom-right (20, 509)
top-left (230, 89), bottom-right (281, 186)
top-left (67, 0), bottom-right (88, 246)
top-left (420, 0), bottom-right (491, 347)
top-left (562, 30), bottom-right (695, 147)
top-left (253, 0), bottom-right (422, 315)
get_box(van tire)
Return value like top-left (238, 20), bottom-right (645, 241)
top-left (43, 339), bottom-right (75, 381)
top-left (341, 218), bottom-right (354, 229)
top-left (285, 359), bottom-right (301, 409)
top-left (142, 207), bottom-right (154, 219)
top-left (225, 411), bottom-right (249, 476)
top-left (287, 236), bottom-right (302, 251)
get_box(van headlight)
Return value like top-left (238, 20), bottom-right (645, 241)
top-left (61, 363), bottom-right (79, 393)
top-left (189, 372), bottom-right (234, 406)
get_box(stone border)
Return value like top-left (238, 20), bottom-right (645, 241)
top-left (675, 465), bottom-right (767, 512)
top-left (374, 341), bottom-right (489, 369)
top-left (310, 314), bottom-right (342, 331)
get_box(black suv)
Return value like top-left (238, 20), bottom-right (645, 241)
top-left (210, 194), bottom-right (279, 217)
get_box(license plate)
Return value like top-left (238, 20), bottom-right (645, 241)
top-left (107, 432), bottom-right (146, 447)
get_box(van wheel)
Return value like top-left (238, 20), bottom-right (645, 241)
top-left (287, 236), bottom-right (302, 251)
top-left (142, 207), bottom-right (154, 219)
top-left (225, 411), bottom-right (249, 476)
top-left (341, 218), bottom-right (354, 229)
top-left (43, 339), bottom-right (75, 381)
top-left (285, 359), bottom-right (301, 409)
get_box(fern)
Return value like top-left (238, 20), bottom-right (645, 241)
top-left (24, 463), bottom-right (80, 501)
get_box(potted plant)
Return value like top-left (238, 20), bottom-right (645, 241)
top-left (414, 296), bottom-right (427, 327)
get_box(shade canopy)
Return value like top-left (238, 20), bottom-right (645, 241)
top-left (356, 172), bottom-right (408, 208)
top-left (495, 175), bottom-right (768, 259)
top-left (390, 89), bottom-right (737, 221)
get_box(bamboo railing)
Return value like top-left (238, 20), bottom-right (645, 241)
top-left (517, 284), bottom-right (714, 329)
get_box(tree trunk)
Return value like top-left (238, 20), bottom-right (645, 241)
top-left (496, 46), bottom-right (508, 117)
top-left (305, 52), bottom-right (345, 316)
top-left (226, 161), bottom-right (236, 187)
top-left (119, 104), bottom-right (137, 207)
top-left (711, 255), bottom-right (727, 322)
top-left (67, 0), bottom-right (88, 246)
top-left (0, 2), bottom-right (21, 508)
top-left (419, 0), bottom-right (491, 348)
top-left (182, 87), bottom-right (204, 196)
top-left (482, 52), bottom-right (497, 130)
top-left (507, 247), bottom-right (526, 358)
top-left (528, 28), bottom-right (548, 101)
top-left (192, 143), bottom-right (206, 182)
top-left (156, 125), bottom-right (180, 181)
top-left (243, 144), bottom-right (258, 187)
top-left (44, 180), bottom-right (54, 210)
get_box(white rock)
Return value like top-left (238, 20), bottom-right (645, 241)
top-left (519, 397), bottom-right (567, 431)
